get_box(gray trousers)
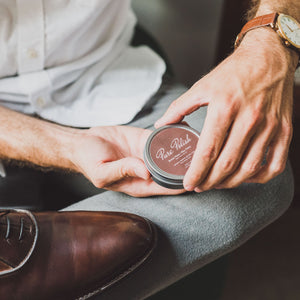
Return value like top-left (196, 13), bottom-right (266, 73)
top-left (0, 79), bottom-right (294, 299)
top-left (63, 80), bottom-right (294, 299)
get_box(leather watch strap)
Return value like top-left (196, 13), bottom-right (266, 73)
top-left (235, 12), bottom-right (278, 48)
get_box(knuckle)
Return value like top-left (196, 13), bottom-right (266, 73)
top-left (271, 162), bottom-right (285, 177)
top-left (221, 97), bottom-right (234, 108)
top-left (267, 116), bottom-right (280, 131)
top-left (217, 103), bottom-right (235, 119)
top-left (119, 166), bottom-right (128, 178)
top-left (248, 109), bottom-right (264, 128)
top-left (242, 161), bottom-right (261, 176)
top-left (254, 100), bottom-right (264, 111)
top-left (201, 145), bottom-right (218, 162)
top-left (222, 96), bottom-right (239, 113)
top-left (220, 158), bottom-right (236, 174)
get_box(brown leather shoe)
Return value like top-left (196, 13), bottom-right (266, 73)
top-left (0, 210), bottom-right (156, 300)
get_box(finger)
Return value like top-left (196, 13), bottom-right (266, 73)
top-left (107, 177), bottom-right (186, 197)
top-left (196, 108), bottom-right (263, 191)
top-left (245, 121), bottom-right (292, 184)
top-left (94, 157), bottom-right (150, 188)
top-left (183, 102), bottom-right (236, 190)
top-left (155, 87), bottom-right (207, 128)
top-left (215, 118), bottom-right (278, 189)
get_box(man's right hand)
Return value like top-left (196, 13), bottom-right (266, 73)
top-left (72, 126), bottom-right (185, 197)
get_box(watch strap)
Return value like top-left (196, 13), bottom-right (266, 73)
top-left (235, 12), bottom-right (278, 48)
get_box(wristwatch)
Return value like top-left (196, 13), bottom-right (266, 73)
top-left (235, 12), bottom-right (300, 58)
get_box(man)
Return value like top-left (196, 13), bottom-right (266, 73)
top-left (0, 0), bottom-right (298, 299)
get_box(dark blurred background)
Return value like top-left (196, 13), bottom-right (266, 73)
top-left (132, 1), bottom-right (300, 299)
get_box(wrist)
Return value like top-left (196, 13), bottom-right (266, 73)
top-left (38, 122), bottom-right (83, 172)
top-left (65, 127), bottom-right (103, 175)
top-left (237, 27), bottom-right (299, 73)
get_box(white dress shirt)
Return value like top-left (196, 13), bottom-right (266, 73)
top-left (0, 0), bottom-right (166, 127)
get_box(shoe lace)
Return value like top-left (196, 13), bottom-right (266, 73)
top-left (0, 210), bottom-right (24, 241)
top-left (0, 209), bottom-right (38, 276)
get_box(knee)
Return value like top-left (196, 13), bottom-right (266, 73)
top-left (199, 161), bottom-right (294, 252)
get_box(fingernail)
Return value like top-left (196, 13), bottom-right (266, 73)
top-left (184, 185), bottom-right (194, 191)
top-left (195, 187), bottom-right (203, 193)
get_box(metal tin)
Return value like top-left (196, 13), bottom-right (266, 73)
top-left (143, 124), bottom-right (200, 189)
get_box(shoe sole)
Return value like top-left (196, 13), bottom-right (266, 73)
top-left (76, 218), bottom-right (157, 300)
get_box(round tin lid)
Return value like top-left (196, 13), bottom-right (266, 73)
top-left (144, 124), bottom-right (200, 182)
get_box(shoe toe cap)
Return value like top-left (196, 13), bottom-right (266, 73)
top-left (90, 212), bottom-right (155, 278)
top-left (69, 211), bottom-right (156, 297)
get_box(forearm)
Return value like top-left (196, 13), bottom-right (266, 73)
top-left (0, 105), bottom-right (79, 171)
top-left (257, 0), bottom-right (300, 20)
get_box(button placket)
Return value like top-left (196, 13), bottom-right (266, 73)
top-left (17, 0), bottom-right (45, 74)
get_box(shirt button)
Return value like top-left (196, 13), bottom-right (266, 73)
top-left (36, 97), bottom-right (45, 108)
top-left (27, 48), bottom-right (39, 59)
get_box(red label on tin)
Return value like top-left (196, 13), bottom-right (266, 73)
top-left (149, 127), bottom-right (198, 176)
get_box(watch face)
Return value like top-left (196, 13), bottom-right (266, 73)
top-left (278, 14), bottom-right (300, 48)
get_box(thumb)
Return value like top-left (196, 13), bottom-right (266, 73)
top-left (155, 88), bottom-right (205, 128)
top-left (95, 157), bottom-right (150, 188)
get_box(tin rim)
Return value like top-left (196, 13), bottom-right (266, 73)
top-left (143, 124), bottom-right (200, 184)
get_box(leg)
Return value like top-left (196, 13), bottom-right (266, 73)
top-left (64, 165), bottom-right (293, 300)
top-left (63, 79), bottom-right (294, 299)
